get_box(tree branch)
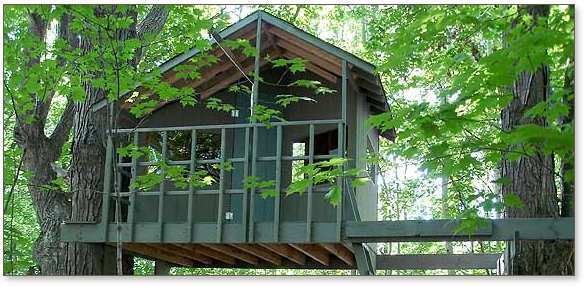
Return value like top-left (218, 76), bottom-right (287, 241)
top-left (49, 99), bottom-right (75, 150)
top-left (132, 5), bottom-right (170, 67)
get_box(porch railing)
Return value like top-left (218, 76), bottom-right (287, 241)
top-left (101, 119), bottom-right (347, 243)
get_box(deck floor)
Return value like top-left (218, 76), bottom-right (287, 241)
top-left (116, 242), bottom-right (356, 270)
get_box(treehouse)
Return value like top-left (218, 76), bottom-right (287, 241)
top-left (60, 10), bottom-right (575, 276)
top-left (61, 10), bottom-right (391, 272)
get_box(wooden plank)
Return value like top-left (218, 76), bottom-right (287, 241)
top-left (376, 254), bottom-right (502, 270)
top-left (174, 244), bottom-right (236, 265)
top-left (158, 131), bottom-right (167, 241)
top-left (267, 25), bottom-right (341, 72)
top-left (306, 124), bottom-right (315, 242)
top-left (282, 51), bottom-right (338, 83)
top-left (231, 244), bottom-right (282, 266)
top-left (122, 243), bottom-right (193, 267)
top-left (335, 122), bottom-right (343, 241)
top-left (248, 126), bottom-right (258, 242)
top-left (101, 136), bottom-right (114, 240)
top-left (276, 39), bottom-right (340, 76)
top-left (188, 130), bottom-right (197, 241)
top-left (273, 126), bottom-right (282, 242)
top-left (216, 128), bottom-right (226, 242)
top-left (344, 218), bottom-right (575, 242)
top-left (290, 243), bottom-right (330, 266)
top-left (261, 11), bottom-right (375, 74)
top-left (128, 132), bottom-right (139, 242)
top-left (203, 244), bottom-right (259, 265)
top-left (166, 244), bottom-right (213, 265)
top-left (199, 53), bottom-right (277, 99)
top-left (321, 243), bottom-right (355, 266)
top-left (260, 243), bottom-right (306, 265)
top-left (242, 128), bottom-right (250, 241)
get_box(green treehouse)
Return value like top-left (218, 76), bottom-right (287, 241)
top-left (61, 11), bottom-right (574, 275)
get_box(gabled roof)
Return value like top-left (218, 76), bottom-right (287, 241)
top-left (92, 10), bottom-right (390, 131)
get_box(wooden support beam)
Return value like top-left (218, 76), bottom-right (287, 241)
top-left (154, 260), bottom-right (171, 275)
top-left (199, 52), bottom-right (276, 99)
top-left (122, 243), bottom-right (193, 267)
top-left (167, 244), bottom-right (212, 265)
top-left (376, 254), bottom-right (502, 270)
top-left (282, 51), bottom-right (338, 83)
top-left (174, 244), bottom-right (236, 265)
top-left (321, 243), bottom-right (355, 266)
top-left (260, 243), bottom-right (306, 265)
top-left (345, 218), bottom-right (575, 243)
top-left (290, 244), bottom-right (330, 266)
top-left (268, 25), bottom-right (340, 70)
top-left (231, 244), bottom-right (283, 266)
top-left (276, 39), bottom-right (341, 76)
top-left (203, 244), bottom-right (259, 265)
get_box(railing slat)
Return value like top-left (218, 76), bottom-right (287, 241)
top-left (101, 136), bottom-right (113, 240)
top-left (336, 122), bottom-right (344, 241)
top-left (158, 131), bottom-right (167, 242)
top-left (248, 126), bottom-right (258, 242)
top-left (306, 124), bottom-right (315, 242)
top-left (188, 130), bottom-right (197, 242)
top-left (128, 132), bottom-right (139, 242)
top-left (273, 126), bottom-right (282, 241)
top-left (216, 128), bottom-right (226, 242)
top-left (242, 127), bottom-right (250, 241)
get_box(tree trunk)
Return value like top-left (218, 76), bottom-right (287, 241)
top-left (500, 5), bottom-right (573, 275)
top-left (63, 5), bottom-right (169, 275)
top-left (13, 5), bottom-right (168, 275)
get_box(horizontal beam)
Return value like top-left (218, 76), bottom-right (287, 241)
top-left (345, 218), bottom-right (574, 242)
top-left (376, 254), bottom-right (502, 270)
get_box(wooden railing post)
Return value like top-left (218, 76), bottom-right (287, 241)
top-left (306, 124), bottom-right (315, 242)
top-left (101, 135), bottom-right (114, 240)
top-left (273, 125), bottom-right (282, 241)
top-left (242, 127), bottom-right (250, 241)
top-left (216, 128), bottom-right (226, 242)
top-left (188, 129), bottom-right (197, 241)
top-left (158, 131), bottom-right (168, 242)
top-left (128, 132), bottom-right (139, 242)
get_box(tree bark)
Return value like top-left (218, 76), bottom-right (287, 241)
top-left (14, 5), bottom-right (168, 275)
top-left (64, 5), bottom-right (168, 275)
top-left (500, 5), bottom-right (573, 275)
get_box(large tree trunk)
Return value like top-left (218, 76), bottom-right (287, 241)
top-left (64, 5), bottom-right (169, 275)
top-left (14, 5), bottom-right (168, 275)
top-left (500, 5), bottom-right (573, 275)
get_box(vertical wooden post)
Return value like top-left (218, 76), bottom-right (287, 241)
top-left (154, 260), bottom-right (171, 276)
top-left (341, 59), bottom-right (348, 124)
top-left (248, 12), bottom-right (262, 243)
top-left (188, 129), bottom-right (197, 241)
top-left (306, 124), bottom-right (315, 242)
top-left (248, 126), bottom-right (258, 242)
top-left (336, 122), bottom-right (344, 241)
top-left (128, 132), bottom-right (139, 242)
top-left (158, 131), bottom-right (168, 242)
top-left (251, 14), bottom-right (262, 119)
top-left (216, 128), bottom-right (226, 242)
top-left (273, 125), bottom-right (282, 241)
top-left (101, 135), bottom-right (114, 240)
top-left (242, 127), bottom-right (250, 241)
